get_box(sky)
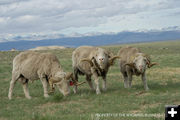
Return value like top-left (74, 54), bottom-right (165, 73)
top-left (0, 0), bottom-right (180, 41)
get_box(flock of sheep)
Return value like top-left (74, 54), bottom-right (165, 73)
top-left (8, 46), bottom-right (158, 100)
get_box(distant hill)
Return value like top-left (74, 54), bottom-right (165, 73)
top-left (0, 30), bottom-right (180, 51)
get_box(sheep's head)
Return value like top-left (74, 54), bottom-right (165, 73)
top-left (81, 48), bottom-right (120, 70)
top-left (49, 72), bottom-right (85, 96)
top-left (49, 72), bottom-right (74, 96)
top-left (125, 53), bottom-right (158, 73)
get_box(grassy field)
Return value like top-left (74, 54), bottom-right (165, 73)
top-left (0, 40), bottom-right (180, 120)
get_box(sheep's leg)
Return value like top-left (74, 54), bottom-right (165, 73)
top-left (127, 72), bottom-right (132, 88)
top-left (8, 73), bottom-right (19, 100)
top-left (128, 75), bottom-right (132, 88)
top-left (22, 79), bottom-right (31, 99)
top-left (73, 85), bottom-right (78, 94)
top-left (40, 78), bottom-right (49, 98)
top-left (92, 74), bottom-right (101, 94)
top-left (123, 74), bottom-right (129, 88)
top-left (86, 75), bottom-right (94, 91)
top-left (102, 75), bottom-right (107, 91)
top-left (141, 73), bottom-right (149, 91)
top-left (73, 68), bottom-right (78, 94)
top-left (8, 80), bottom-right (16, 100)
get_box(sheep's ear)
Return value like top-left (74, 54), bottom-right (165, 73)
top-left (142, 53), bottom-right (151, 62)
top-left (65, 72), bottom-right (73, 80)
top-left (125, 63), bottom-right (134, 68)
top-left (105, 50), bottom-right (113, 57)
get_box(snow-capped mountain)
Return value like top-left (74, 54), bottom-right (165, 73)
top-left (0, 28), bottom-right (180, 51)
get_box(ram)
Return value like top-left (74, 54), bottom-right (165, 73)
top-left (72, 46), bottom-right (120, 94)
top-left (8, 51), bottom-right (74, 99)
top-left (118, 47), bottom-right (158, 90)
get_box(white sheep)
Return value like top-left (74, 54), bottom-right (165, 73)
top-left (8, 51), bottom-right (73, 99)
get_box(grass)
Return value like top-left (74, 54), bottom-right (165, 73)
top-left (0, 40), bottom-right (180, 120)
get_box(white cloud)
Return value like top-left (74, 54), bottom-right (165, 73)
top-left (16, 15), bottom-right (37, 22)
top-left (0, 0), bottom-right (180, 41)
top-left (0, 17), bottom-right (5, 23)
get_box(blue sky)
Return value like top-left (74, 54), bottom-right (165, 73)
top-left (0, 0), bottom-right (180, 41)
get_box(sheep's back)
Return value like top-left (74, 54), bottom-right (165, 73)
top-left (118, 47), bottom-right (140, 64)
top-left (13, 51), bottom-right (60, 80)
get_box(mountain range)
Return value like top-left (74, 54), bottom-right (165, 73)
top-left (0, 30), bottom-right (180, 51)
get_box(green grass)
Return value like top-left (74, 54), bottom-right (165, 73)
top-left (0, 40), bottom-right (180, 120)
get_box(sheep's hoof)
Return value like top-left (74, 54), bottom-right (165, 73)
top-left (96, 90), bottom-right (101, 95)
top-left (102, 88), bottom-right (107, 92)
top-left (26, 96), bottom-right (32, 99)
top-left (73, 90), bottom-right (77, 94)
top-left (145, 88), bottom-right (149, 91)
top-left (8, 97), bottom-right (12, 100)
top-left (124, 84), bottom-right (129, 88)
top-left (48, 91), bottom-right (55, 94)
top-left (73, 88), bottom-right (77, 94)
top-left (48, 88), bottom-right (55, 94)
top-left (44, 94), bottom-right (49, 98)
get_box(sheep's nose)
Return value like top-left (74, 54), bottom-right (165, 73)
top-left (139, 65), bottom-right (143, 70)
top-left (99, 58), bottom-right (104, 61)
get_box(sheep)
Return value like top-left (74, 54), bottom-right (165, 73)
top-left (118, 46), bottom-right (158, 90)
top-left (8, 51), bottom-right (74, 100)
top-left (72, 46), bottom-right (120, 94)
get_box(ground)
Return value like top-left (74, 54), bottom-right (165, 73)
top-left (0, 40), bottom-right (180, 120)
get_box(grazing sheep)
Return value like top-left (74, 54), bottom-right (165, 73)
top-left (118, 47), bottom-right (158, 90)
top-left (8, 51), bottom-right (74, 99)
top-left (72, 46), bottom-right (120, 94)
